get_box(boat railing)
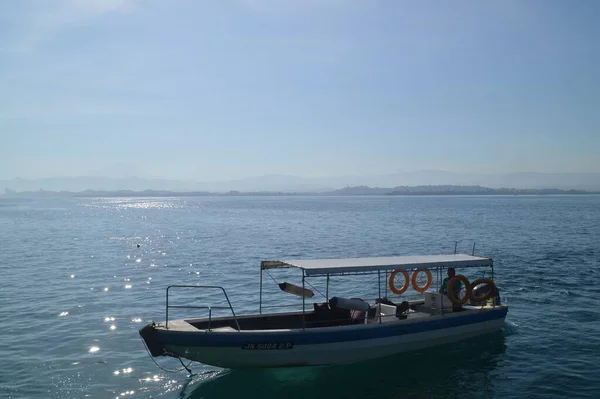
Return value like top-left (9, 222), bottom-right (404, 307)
top-left (259, 303), bottom-right (306, 310)
top-left (165, 285), bottom-right (240, 331)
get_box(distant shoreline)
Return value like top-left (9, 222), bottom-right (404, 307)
top-left (2, 185), bottom-right (599, 198)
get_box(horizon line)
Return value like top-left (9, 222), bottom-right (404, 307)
top-left (3, 184), bottom-right (598, 197)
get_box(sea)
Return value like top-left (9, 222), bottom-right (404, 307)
top-left (1, 194), bottom-right (599, 399)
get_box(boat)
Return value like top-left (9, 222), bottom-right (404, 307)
top-left (139, 252), bottom-right (508, 369)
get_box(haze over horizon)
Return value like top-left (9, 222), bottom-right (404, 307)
top-left (3, 170), bottom-right (600, 193)
top-left (1, 1), bottom-right (599, 181)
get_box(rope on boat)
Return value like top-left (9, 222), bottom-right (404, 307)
top-left (178, 356), bottom-right (193, 374)
top-left (139, 335), bottom-right (196, 375)
top-left (264, 268), bottom-right (327, 299)
top-left (264, 268), bottom-right (280, 285)
top-left (303, 280), bottom-right (326, 299)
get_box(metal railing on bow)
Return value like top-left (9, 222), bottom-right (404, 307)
top-left (165, 285), bottom-right (240, 331)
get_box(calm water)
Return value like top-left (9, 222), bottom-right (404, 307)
top-left (1, 195), bottom-right (600, 399)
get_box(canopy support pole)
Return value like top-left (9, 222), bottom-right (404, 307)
top-left (259, 267), bottom-right (263, 314)
top-left (437, 267), bottom-right (444, 316)
top-left (385, 271), bottom-right (388, 298)
top-left (378, 270), bottom-right (382, 324)
top-left (302, 269), bottom-right (306, 330)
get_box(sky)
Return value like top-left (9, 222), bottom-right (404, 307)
top-left (1, 0), bottom-right (599, 181)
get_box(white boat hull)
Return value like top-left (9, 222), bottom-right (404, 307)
top-left (143, 306), bottom-right (508, 369)
top-left (169, 318), bottom-right (504, 368)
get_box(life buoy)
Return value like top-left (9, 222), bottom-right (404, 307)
top-left (447, 275), bottom-right (472, 305)
top-left (411, 267), bottom-right (433, 293)
top-left (388, 270), bottom-right (410, 295)
top-left (469, 278), bottom-right (496, 302)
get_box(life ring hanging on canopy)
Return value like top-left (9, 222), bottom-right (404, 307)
top-left (469, 278), bottom-right (496, 302)
top-left (447, 274), bottom-right (472, 305)
top-left (411, 267), bottom-right (433, 293)
top-left (388, 269), bottom-right (410, 295)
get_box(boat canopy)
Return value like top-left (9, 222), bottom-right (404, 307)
top-left (261, 253), bottom-right (493, 277)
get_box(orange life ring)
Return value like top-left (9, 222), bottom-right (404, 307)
top-left (411, 267), bottom-right (433, 293)
top-left (388, 270), bottom-right (410, 295)
top-left (469, 278), bottom-right (496, 302)
top-left (447, 275), bottom-right (472, 305)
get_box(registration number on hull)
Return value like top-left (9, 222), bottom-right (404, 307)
top-left (241, 342), bottom-right (294, 350)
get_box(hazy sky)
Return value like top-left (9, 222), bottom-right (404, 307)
top-left (1, 0), bottom-right (599, 180)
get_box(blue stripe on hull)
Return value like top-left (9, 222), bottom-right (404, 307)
top-left (159, 307), bottom-right (508, 348)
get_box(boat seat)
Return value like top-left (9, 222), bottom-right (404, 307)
top-left (210, 326), bottom-right (237, 332)
top-left (373, 300), bottom-right (410, 320)
top-left (378, 303), bottom-right (397, 318)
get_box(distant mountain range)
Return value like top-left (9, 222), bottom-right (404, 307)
top-left (2, 171), bottom-right (600, 194)
top-left (2, 185), bottom-right (596, 198)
